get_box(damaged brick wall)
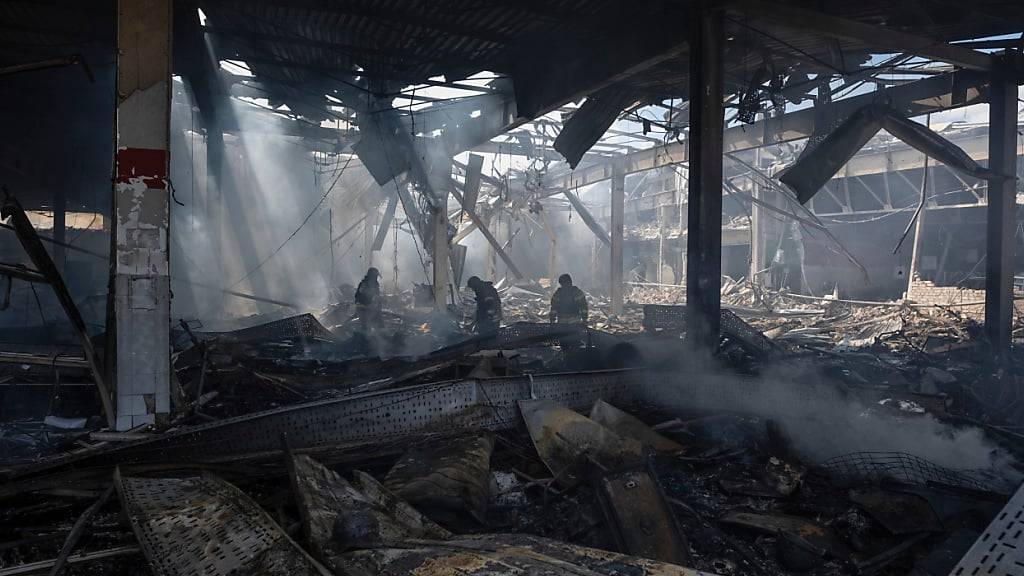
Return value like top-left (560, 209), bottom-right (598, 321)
top-left (908, 280), bottom-right (985, 320)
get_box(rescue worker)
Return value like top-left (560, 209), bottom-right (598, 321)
top-left (466, 275), bottom-right (502, 334)
top-left (549, 273), bottom-right (588, 325)
top-left (354, 267), bottom-right (383, 334)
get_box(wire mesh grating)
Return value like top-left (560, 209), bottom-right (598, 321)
top-left (116, 471), bottom-right (327, 576)
top-left (821, 451), bottom-right (997, 492)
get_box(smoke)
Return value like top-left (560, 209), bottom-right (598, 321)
top-left (646, 362), bottom-right (1021, 487)
top-left (169, 77), bottom-right (438, 325)
top-left (454, 178), bottom-right (610, 290)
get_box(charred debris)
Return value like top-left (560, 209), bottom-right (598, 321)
top-left (1, 277), bottom-right (1022, 576)
top-left (2, 1), bottom-right (1024, 575)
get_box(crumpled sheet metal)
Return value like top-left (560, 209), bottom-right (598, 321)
top-left (519, 399), bottom-right (643, 487)
top-left (115, 469), bottom-right (330, 576)
top-left (335, 534), bottom-right (716, 576)
top-left (780, 104), bottom-right (885, 204)
top-left (351, 470), bottom-right (453, 540)
top-left (383, 434), bottom-right (495, 525)
top-left (208, 313), bottom-right (336, 344)
top-left (288, 454), bottom-right (450, 559)
top-left (848, 488), bottom-right (943, 535)
top-left (595, 463), bottom-right (689, 564)
top-left (780, 103), bottom-right (996, 205)
top-left (589, 399), bottom-right (682, 453)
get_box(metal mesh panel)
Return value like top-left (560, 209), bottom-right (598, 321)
top-left (116, 472), bottom-right (325, 576)
top-left (951, 481), bottom-right (1024, 576)
top-left (642, 305), bottom-right (687, 334)
top-left (720, 309), bottom-right (776, 355)
top-left (10, 370), bottom-right (645, 476)
top-left (642, 306), bottom-right (774, 354)
top-left (494, 322), bottom-right (581, 346)
top-left (216, 313), bottom-right (335, 343)
top-left (821, 451), bottom-right (996, 492)
top-left (122, 381), bottom-right (485, 463)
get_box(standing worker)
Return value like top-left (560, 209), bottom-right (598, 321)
top-left (549, 273), bottom-right (588, 325)
top-left (355, 267), bottom-right (383, 335)
top-left (466, 276), bottom-right (502, 334)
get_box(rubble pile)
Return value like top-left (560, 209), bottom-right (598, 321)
top-left (0, 390), bottom-right (1018, 576)
top-left (626, 221), bottom-right (681, 241)
top-left (0, 281), bottom-right (1022, 575)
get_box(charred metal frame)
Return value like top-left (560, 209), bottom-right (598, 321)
top-left (685, 7), bottom-right (725, 347)
top-left (0, 194), bottom-right (115, 426)
top-left (985, 52), bottom-right (1018, 354)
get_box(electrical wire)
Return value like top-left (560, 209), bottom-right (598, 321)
top-left (228, 152), bottom-right (355, 289)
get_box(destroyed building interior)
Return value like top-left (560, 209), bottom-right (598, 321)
top-left (3, 0), bottom-right (1024, 575)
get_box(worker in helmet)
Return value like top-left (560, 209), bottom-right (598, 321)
top-left (549, 274), bottom-right (588, 325)
top-left (466, 275), bottom-right (502, 335)
top-left (354, 267), bottom-right (383, 334)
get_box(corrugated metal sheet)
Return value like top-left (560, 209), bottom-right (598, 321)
top-left (3, 0), bottom-right (1020, 150)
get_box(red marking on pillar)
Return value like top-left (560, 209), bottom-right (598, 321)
top-left (116, 148), bottom-right (167, 189)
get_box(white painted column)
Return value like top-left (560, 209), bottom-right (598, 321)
top-left (112, 0), bottom-right (171, 430)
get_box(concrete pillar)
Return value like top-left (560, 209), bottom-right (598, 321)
top-left (985, 53), bottom-right (1018, 354)
top-left (685, 8), bottom-right (724, 348)
top-left (749, 149), bottom-right (763, 283)
top-left (907, 132), bottom-right (931, 300)
top-left (111, 0), bottom-right (172, 430)
top-left (432, 207), bottom-right (450, 309)
top-left (610, 167), bottom-right (625, 314)
top-left (658, 205), bottom-right (668, 283)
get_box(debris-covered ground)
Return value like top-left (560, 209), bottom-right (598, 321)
top-left (0, 279), bottom-right (1022, 575)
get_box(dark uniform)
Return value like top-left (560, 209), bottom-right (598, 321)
top-left (549, 274), bottom-right (588, 325)
top-left (355, 268), bottom-right (383, 334)
top-left (550, 274), bottom-right (588, 362)
top-left (467, 276), bottom-right (502, 334)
